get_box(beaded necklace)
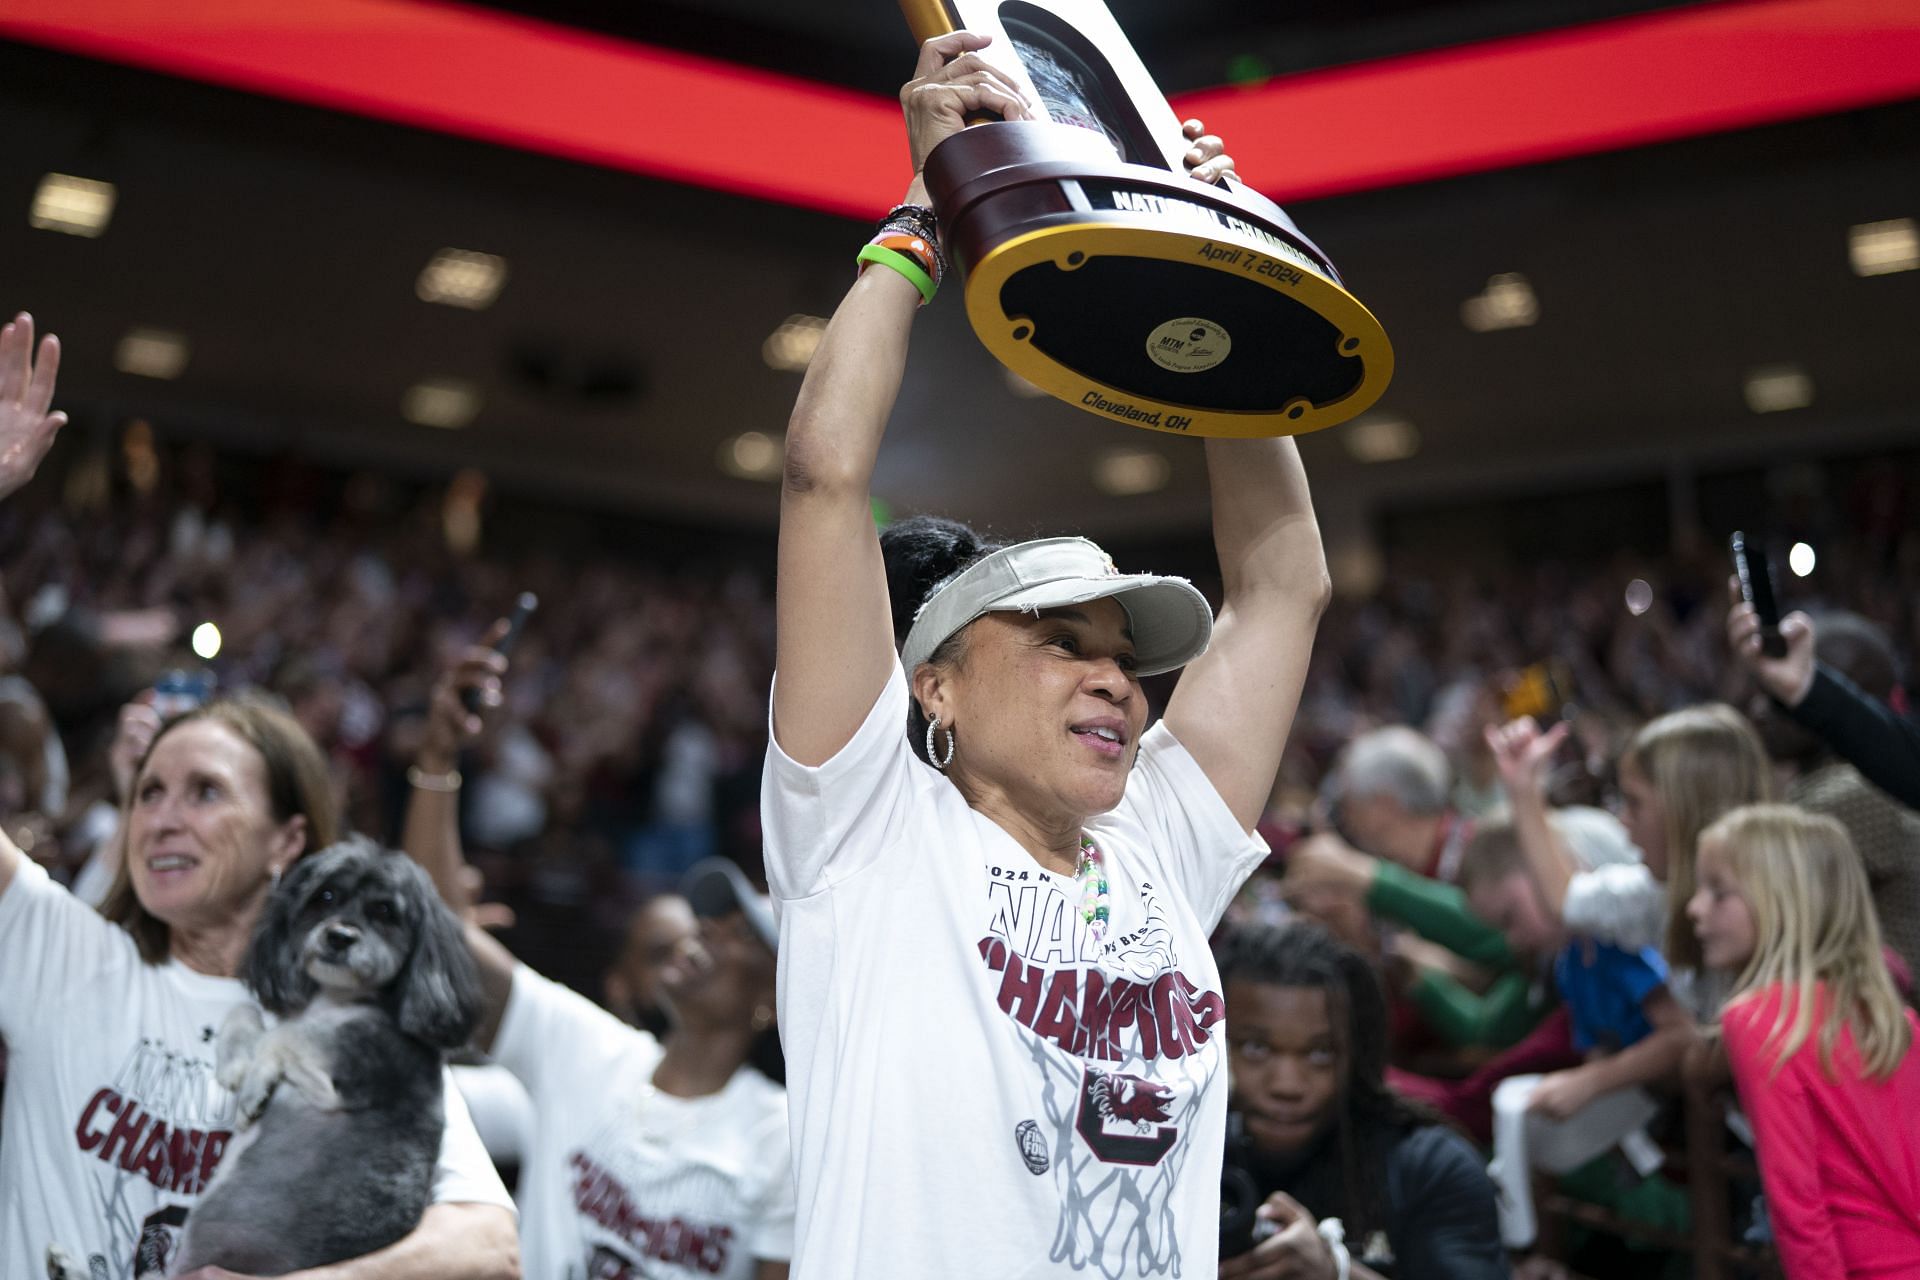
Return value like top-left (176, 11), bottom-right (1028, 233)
top-left (1078, 834), bottom-right (1110, 945)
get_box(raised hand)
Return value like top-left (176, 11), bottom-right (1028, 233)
top-left (1484, 716), bottom-right (1570, 802)
top-left (1726, 574), bottom-right (1816, 707)
top-left (0, 312), bottom-right (66, 500)
top-left (901, 32), bottom-right (1036, 173)
top-left (419, 619), bottom-right (509, 770)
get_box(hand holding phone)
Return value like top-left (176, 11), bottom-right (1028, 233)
top-left (1731, 532), bottom-right (1788, 659)
top-left (461, 593), bottom-right (537, 715)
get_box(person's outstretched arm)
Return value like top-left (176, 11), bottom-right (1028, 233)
top-left (1527, 986), bottom-right (1692, 1118)
top-left (1485, 717), bottom-right (1580, 911)
top-left (399, 625), bottom-right (516, 1051)
top-left (1792, 662), bottom-right (1920, 809)
top-left (774, 33), bottom-right (1032, 766)
top-left (1162, 435), bottom-right (1330, 832)
top-left (1728, 580), bottom-right (1920, 809)
top-left (0, 311), bottom-right (67, 906)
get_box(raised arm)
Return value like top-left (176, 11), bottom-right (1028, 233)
top-left (773, 33), bottom-right (1031, 766)
top-left (0, 311), bottom-right (67, 905)
top-left (400, 626), bottom-right (516, 1051)
top-left (1731, 583), bottom-right (1920, 808)
top-left (1163, 436), bottom-right (1330, 832)
top-left (1486, 717), bottom-right (1578, 912)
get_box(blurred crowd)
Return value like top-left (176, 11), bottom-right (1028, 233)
top-left (0, 447), bottom-right (773, 990)
top-left (9, 431), bottom-right (1920, 1277)
top-left (10, 442), bottom-right (1920, 983)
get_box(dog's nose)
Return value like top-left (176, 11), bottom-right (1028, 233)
top-left (323, 923), bottom-right (359, 953)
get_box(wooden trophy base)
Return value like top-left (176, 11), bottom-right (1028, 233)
top-left (924, 121), bottom-right (1393, 439)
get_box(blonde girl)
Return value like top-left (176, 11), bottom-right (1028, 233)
top-left (1688, 804), bottom-right (1920, 1278)
top-left (1616, 704), bottom-right (1772, 969)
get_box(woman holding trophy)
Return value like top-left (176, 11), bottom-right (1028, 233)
top-left (762, 30), bottom-right (1333, 1279)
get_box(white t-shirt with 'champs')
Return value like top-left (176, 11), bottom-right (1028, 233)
top-left (762, 661), bottom-right (1267, 1279)
top-left (491, 962), bottom-right (795, 1280)
top-left (0, 857), bottom-right (512, 1280)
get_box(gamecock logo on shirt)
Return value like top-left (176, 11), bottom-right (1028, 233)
top-left (1075, 1067), bottom-right (1177, 1165)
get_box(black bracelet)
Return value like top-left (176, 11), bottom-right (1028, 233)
top-left (882, 203), bottom-right (940, 242)
top-left (884, 201), bottom-right (937, 226)
top-left (879, 206), bottom-right (947, 277)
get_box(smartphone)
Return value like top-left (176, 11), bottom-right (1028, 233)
top-left (1731, 532), bottom-right (1788, 659)
top-left (462, 593), bottom-right (537, 714)
top-left (151, 669), bottom-right (216, 719)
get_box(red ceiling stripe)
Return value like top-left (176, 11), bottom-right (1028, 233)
top-left (1181, 0), bottom-right (1920, 200)
top-left (2, 0), bottom-right (1917, 217)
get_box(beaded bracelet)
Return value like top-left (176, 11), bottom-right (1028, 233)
top-left (879, 204), bottom-right (946, 276)
top-left (883, 203), bottom-right (939, 239)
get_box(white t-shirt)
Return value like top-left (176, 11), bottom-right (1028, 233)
top-left (492, 962), bottom-right (794, 1280)
top-left (762, 661), bottom-right (1267, 1279)
top-left (0, 857), bottom-right (512, 1280)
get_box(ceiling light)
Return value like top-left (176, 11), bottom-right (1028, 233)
top-left (115, 328), bottom-right (190, 380)
top-left (1093, 448), bottom-right (1170, 496)
top-left (402, 378), bottom-right (481, 428)
top-left (1344, 414), bottom-right (1420, 463)
top-left (191, 622), bottom-right (223, 660)
top-left (1743, 364), bottom-right (1813, 413)
top-left (762, 315), bottom-right (827, 372)
top-left (30, 173), bottom-right (115, 237)
top-left (1849, 218), bottom-right (1918, 277)
top-left (417, 248), bottom-right (508, 308)
top-left (718, 431), bottom-right (783, 481)
top-left (1624, 579), bottom-right (1653, 616)
top-left (1789, 542), bottom-right (1816, 577)
top-left (1461, 273), bottom-right (1538, 332)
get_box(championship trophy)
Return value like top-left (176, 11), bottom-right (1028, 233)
top-left (901, 0), bottom-right (1392, 439)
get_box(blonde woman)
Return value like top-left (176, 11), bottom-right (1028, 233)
top-left (1688, 804), bottom-right (1920, 1278)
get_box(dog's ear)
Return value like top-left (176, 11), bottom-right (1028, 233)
top-left (245, 852), bottom-right (322, 1014)
top-left (396, 865), bottom-right (483, 1049)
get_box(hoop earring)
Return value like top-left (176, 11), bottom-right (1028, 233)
top-left (925, 714), bottom-right (956, 771)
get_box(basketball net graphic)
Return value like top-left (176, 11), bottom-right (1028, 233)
top-left (987, 882), bottom-right (1222, 1279)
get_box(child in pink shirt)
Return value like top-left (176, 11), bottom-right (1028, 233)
top-left (1689, 804), bottom-right (1920, 1279)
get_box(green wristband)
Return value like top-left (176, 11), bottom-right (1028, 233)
top-left (857, 243), bottom-right (936, 305)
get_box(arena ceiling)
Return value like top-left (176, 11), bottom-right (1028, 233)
top-left (0, 1), bottom-right (1916, 541)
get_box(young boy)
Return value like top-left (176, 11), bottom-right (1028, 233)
top-left (1460, 821), bottom-right (1695, 1248)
